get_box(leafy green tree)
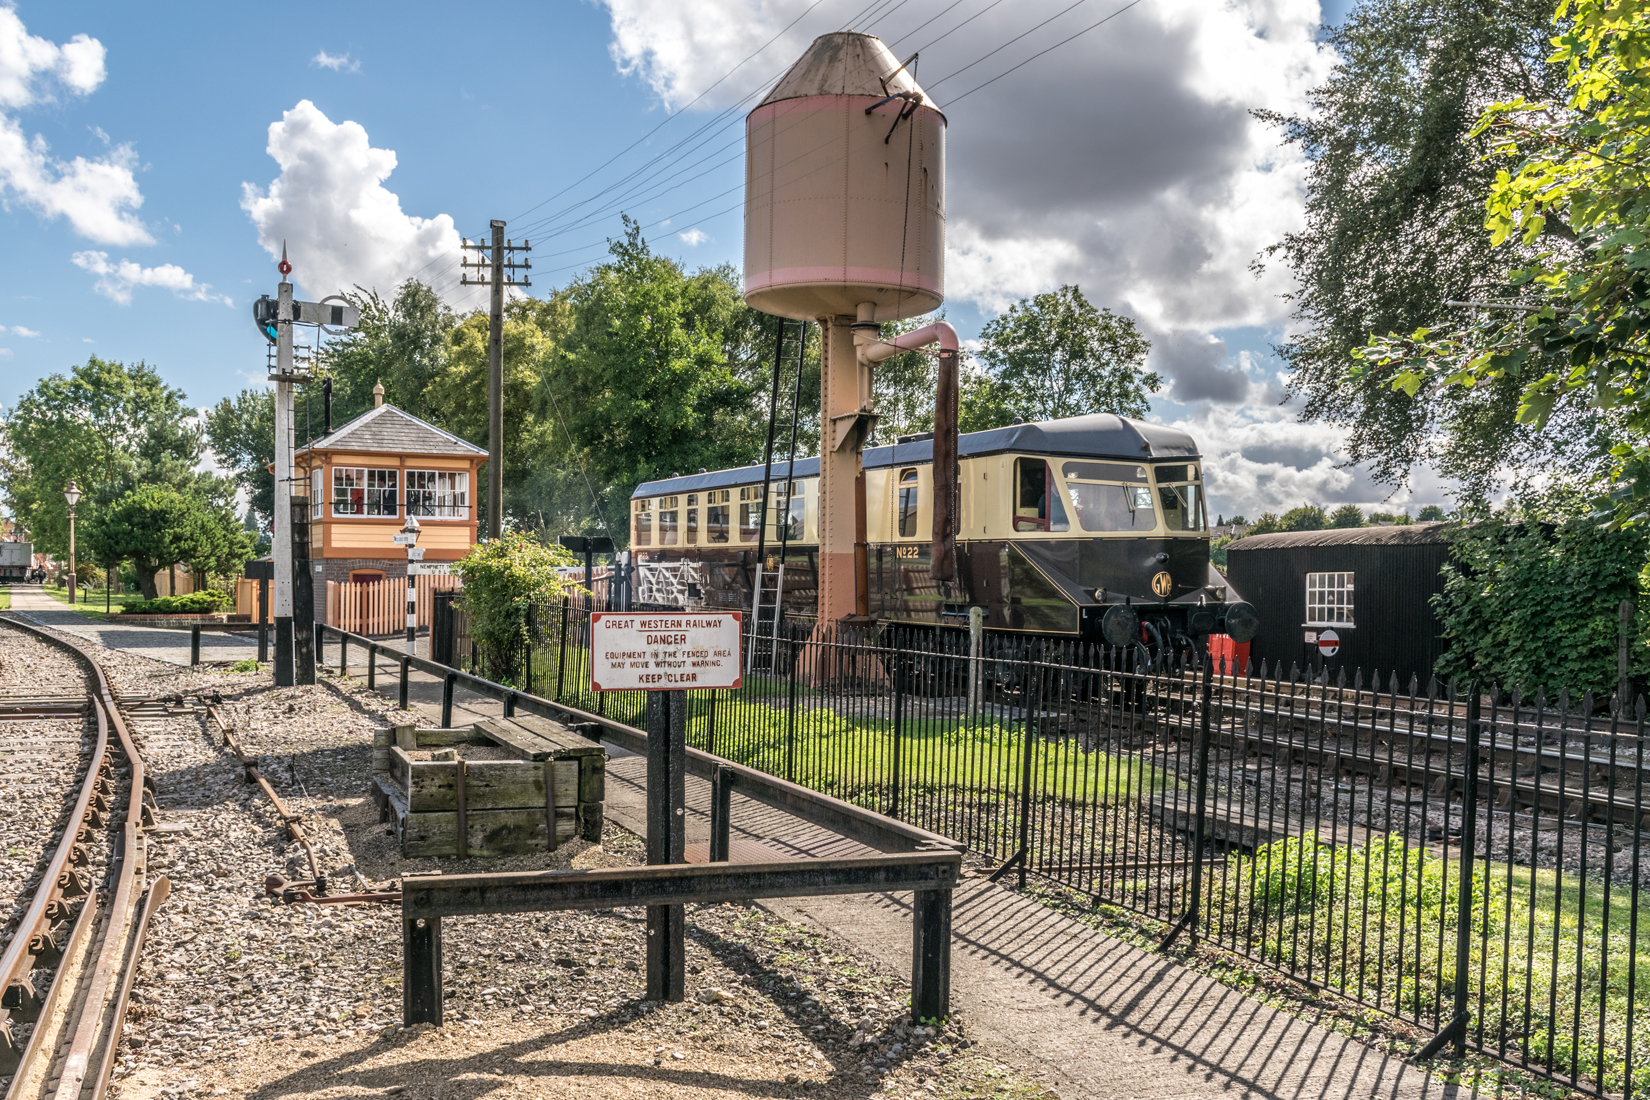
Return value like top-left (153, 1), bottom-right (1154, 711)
top-left (205, 389), bottom-right (275, 531)
top-left (85, 485), bottom-right (254, 599)
top-left (1248, 512), bottom-right (1283, 535)
top-left (0, 358), bottom-right (202, 558)
top-left (326, 280), bottom-right (458, 426)
top-left (547, 218), bottom-right (763, 539)
top-left (1329, 504), bottom-right (1366, 528)
top-left (1258, 0), bottom-right (1579, 501)
top-left (1418, 504), bottom-right (1449, 522)
top-left (1282, 505), bottom-right (1330, 531)
top-left (455, 531), bottom-right (576, 684)
top-left (1358, 0), bottom-right (1650, 525)
top-left (970, 286), bottom-right (1156, 430)
top-left (1226, 514), bottom-right (1249, 527)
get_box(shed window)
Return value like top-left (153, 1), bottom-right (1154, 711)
top-left (333, 467), bottom-right (398, 517)
top-left (898, 468), bottom-right (919, 538)
top-left (1306, 572), bottom-right (1355, 626)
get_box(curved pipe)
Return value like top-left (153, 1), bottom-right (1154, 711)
top-left (853, 313), bottom-right (961, 581)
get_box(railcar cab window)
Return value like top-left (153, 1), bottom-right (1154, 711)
top-left (1013, 458), bottom-right (1070, 533)
top-left (633, 499), bottom-right (652, 546)
top-left (705, 489), bottom-right (730, 544)
top-left (1153, 464), bottom-right (1206, 532)
top-left (333, 467), bottom-right (398, 517)
top-left (658, 496), bottom-right (679, 546)
top-left (898, 468), bottom-right (919, 537)
top-left (686, 494), bottom-right (699, 545)
top-left (738, 486), bottom-right (762, 541)
top-left (1060, 461), bottom-right (1154, 532)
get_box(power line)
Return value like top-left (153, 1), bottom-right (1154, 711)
top-left (926, 0), bottom-right (1092, 89)
top-left (944, 0), bottom-right (1148, 104)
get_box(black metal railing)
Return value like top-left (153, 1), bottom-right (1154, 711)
top-left (447, 598), bottom-right (1649, 1098)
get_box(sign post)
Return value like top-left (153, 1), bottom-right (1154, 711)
top-left (590, 611), bottom-right (742, 1001)
top-left (397, 518), bottom-right (421, 657)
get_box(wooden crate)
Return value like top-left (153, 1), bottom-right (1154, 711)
top-left (370, 717), bottom-right (606, 858)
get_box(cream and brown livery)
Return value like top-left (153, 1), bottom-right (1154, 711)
top-left (628, 412), bottom-right (1258, 645)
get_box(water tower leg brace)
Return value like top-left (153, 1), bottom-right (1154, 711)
top-left (815, 316), bottom-right (873, 630)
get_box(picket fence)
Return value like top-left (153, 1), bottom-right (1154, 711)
top-left (324, 575), bottom-right (461, 635)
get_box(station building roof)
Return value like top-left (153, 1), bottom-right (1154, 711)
top-left (631, 413), bottom-right (1200, 499)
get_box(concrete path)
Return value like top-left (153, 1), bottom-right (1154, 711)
top-left (5, 585), bottom-right (263, 666)
top-left (68, 622), bottom-right (1466, 1099)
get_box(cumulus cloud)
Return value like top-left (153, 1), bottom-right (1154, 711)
top-left (71, 250), bottom-right (231, 306)
top-left (311, 50), bottom-right (359, 73)
top-left (0, 8), bottom-right (150, 245)
top-left (5, 324), bottom-right (38, 336)
top-left (241, 100), bottom-right (464, 304)
top-left (678, 227), bottom-right (708, 246)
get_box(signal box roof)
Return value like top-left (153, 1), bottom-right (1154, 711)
top-left (631, 413), bottom-right (1199, 498)
top-left (295, 403), bottom-right (486, 459)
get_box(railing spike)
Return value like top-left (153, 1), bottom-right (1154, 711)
top-left (1638, 694), bottom-right (1647, 721)
top-left (1335, 666), bottom-right (1347, 689)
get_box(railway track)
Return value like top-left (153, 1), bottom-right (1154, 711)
top-left (0, 616), bottom-right (168, 1100)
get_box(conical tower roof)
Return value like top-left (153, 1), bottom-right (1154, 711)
top-left (758, 32), bottom-right (932, 107)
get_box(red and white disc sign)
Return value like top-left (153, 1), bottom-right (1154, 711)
top-left (1316, 628), bottom-right (1340, 657)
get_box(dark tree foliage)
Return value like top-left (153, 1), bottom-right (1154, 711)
top-left (205, 389), bottom-right (275, 531)
top-left (1329, 504), bottom-right (1366, 528)
top-left (1258, 0), bottom-right (1592, 501)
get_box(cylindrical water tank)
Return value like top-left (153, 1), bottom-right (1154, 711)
top-left (744, 32), bottom-right (946, 322)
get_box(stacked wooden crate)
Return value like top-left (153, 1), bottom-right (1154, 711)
top-left (371, 714), bottom-right (606, 858)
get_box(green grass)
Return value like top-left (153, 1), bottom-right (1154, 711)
top-left (0, 588), bottom-right (9, 610)
top-left (1213, 833), bottom-right (1650, 1095)
top-left (39, 584), bottom-right (144, 616)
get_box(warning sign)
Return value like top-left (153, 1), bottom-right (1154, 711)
top-left (590, 611), bottom-right (743, 691)
top-left (1316, 628), bottom-right (1340, 658)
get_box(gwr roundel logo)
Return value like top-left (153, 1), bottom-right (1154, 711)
top-left (1151, 571), bottom-right (1174, 598)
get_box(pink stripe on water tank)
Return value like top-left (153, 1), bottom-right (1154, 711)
top-left (748, 95), bottom-right (946, 126)
top-left (747, 266), bottom-right (941, 293)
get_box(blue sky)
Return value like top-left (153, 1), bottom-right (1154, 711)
top-left (0, 0), bottom-right (1447, 519)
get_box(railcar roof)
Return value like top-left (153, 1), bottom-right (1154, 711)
top-left (630, 413), bottom-right (1199, 499)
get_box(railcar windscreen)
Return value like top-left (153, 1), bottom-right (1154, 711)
top-left (1060, 461), bottom-right (1155, 531)
top-left (1153, 465), bottom-right (1206, 532)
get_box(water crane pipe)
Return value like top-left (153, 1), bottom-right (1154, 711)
top-left (853, 310), bottom-right (961, 581)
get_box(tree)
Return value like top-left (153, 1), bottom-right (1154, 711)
top-left (1226, 514), bottom-right (1249, 527)
top-left (1248, 512), bottom-right (1283, 535)
top-left (85, 485), bottom-right (254, 599)
top-left (1258, 0), bottom-right (1579, 502)
top-left (0, 358), bottom-right (202, 558)
top-left (546, 218), bottom-right (764, 539)
top-left (1329, 504), bottom-right (1366, 528)
top-left (454, 531), bottom-right (576, 684)
top-left (1418, 504), bottom-right (1449, 522)
top-left (205, 389), bottom-right (275, 532)
top-left (969, 286), bottom-right (1156, 429)
top-left (1357, 0), bottom-right (1650, 526)
top-left (1281, 505), bottom-right (1330, 532)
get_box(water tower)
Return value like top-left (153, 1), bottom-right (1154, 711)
top-left (744, 31), bottom-right (960, 630)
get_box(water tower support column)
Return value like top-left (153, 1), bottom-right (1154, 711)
top-left (815, 316), bottom-right (877, 632)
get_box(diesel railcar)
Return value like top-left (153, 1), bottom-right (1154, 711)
top-left (627, 413), bottom-right (1252, 649)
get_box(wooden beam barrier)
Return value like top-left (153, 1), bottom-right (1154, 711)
top-left (400, 852), bottom-right (960, 1026)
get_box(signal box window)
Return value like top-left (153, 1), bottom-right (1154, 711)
top-left (738, 486), bottom-right (762, 541)
top-left (1060, 461), bottom-right (1154, 532)
top-left (334, 467), bottom-right (398, 517)
top-left (406, 470), bottom-right (469, 518)
top-left (1306, 571), bottom-right (1354, 626)
top-left (898, 468), bottom-right (919, 537)
top-left (634, 500), bottom-right (651, 546)
top-left (1155, 464), bottom-right (1206, 532)
top-left (1013, 458), bottom-right (1070, 533)
top-left (706, 489), bottom-right (730, 544)
top-left (311, 469), bottom-right (324, 519)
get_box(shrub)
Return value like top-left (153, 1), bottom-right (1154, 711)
top-left (120, 590), bottom-right (232, 615)
top-left (455, 532), bottom-right (577, 684)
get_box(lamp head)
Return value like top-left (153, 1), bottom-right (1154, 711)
top-left (401, 514), bottom-right (421, 541)
top-left (64, 479), bottom-right (81, 508)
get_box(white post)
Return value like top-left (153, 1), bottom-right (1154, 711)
top-left (406, 557), bottom-right (417, 658)
top-left (968, 605), bottom-right (984, 715)
top-left (273, 277), bottom-right (295, 684)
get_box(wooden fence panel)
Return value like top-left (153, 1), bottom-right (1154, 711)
top-left (324, 575), bottom-right (462, 635)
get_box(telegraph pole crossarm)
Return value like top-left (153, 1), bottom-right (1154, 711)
top-left (460, 224), bottom-right (531, 539)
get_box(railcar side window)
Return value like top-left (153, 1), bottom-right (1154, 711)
top-left (659, 496), bottom-right (679, 546)
top-left (1014, 459), bottom-right (1070, 532)
top-left (898, 468), bottom-right (919, 537)
top-left (1306, 571), bottom-right (1354, 625)
top-left (738, 486), bottom-right (762, 541)
top-left (634, 500), bottom-right (652, 546)
top-left (706, 489), bottom-right (730, 544)
top-left (786, 483), bottom-right (806, 542)
top-left (1154, 464), bottom-right (1206, 532)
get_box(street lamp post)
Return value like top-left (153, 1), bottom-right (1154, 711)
top-left (398, 515), bottom-right (422, 657)
top-left (64, 479), bottom-right (81, 605)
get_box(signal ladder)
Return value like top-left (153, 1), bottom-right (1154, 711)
top-left (747, 317), bottom-right (808, 675)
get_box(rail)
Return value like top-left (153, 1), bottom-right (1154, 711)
top-left (0, 614), bottom-right (167, 1100)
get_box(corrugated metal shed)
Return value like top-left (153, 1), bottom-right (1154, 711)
top-left (1225, 523), bottom-right (1451, 685)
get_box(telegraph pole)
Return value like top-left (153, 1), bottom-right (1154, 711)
top-left (461, 224), bottom-right (530, 538)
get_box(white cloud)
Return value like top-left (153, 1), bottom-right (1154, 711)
top-left (6, 324), bottom-right (38, 336)
top-left (0, 8), bottom-right (150, 245)
top-left (241, 100), bottom-right (464, 304)
top-left (311, 50), bottom-right (359, 73)
top-left (0, 347), bottom-right (10, 358)
top-left (71, 250), bottom-right (231, 306)
top-left (677, 227), bottom-right (708, 246)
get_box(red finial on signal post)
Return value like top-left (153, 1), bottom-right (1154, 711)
top-left (278, 240), bottom-right (292, 276)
